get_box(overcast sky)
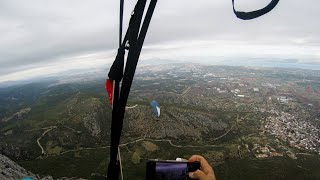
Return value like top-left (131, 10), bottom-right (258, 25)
top-left (0, 0), bottom-right (319, 83)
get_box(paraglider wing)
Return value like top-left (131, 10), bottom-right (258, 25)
top-left (105, 79), bottom-right (114, 107)
top-left (150, 100), bottom-right (160, 117)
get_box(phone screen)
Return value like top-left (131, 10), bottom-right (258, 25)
top-left (146, 160), bottom-right (190, 180)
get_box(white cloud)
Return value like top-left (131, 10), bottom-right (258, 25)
top-left (0, 0), bottom-right (319, 83)
top-left (0, 51), bottom-right (115, 83)
top-left (142, 39), bottom-right (320, 61)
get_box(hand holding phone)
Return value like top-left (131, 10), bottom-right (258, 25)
top-left (188, 155), bottom-right (216, 180)
top-left (146, 159), bottom-right (200, 180)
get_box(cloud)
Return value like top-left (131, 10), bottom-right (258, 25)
top-left (0, 0), bottom-right (118, 75)
top-left (0, 51), bottom-right (115, 83)
top-left (0, 0), bottom-right (319, 82)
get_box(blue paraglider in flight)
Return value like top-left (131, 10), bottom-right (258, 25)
top-left (150, 100), bottom-right (160, 117)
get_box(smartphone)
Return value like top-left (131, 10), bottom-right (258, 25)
top-left (146, 159), bottom-right (195, 180)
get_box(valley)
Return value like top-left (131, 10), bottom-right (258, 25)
top-left (1, 63), bottom-right (320, 179)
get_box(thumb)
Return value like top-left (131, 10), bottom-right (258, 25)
top-left (189, 170), bottom-right (208, 180)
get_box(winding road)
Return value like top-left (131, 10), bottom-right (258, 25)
top-left (59, 137), bottom-right (221, 156)
top-left (58, 116), bottom-right (238, 156)
top-left (126, 104), bottom-right (138, 109)
top-left (25, 126), bottom-right (57, 132)
top-left (36, 126), bottom-right (57, 155)
top-left (28, 114), bottom-right (239, 157)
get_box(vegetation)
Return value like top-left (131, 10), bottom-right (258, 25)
top-left (1, 64), bottom-right (320, 179)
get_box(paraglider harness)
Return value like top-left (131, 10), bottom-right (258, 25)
top-left (106, 0), bottom-right (280, 179)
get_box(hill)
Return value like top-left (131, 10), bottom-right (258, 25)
top-left (1, 63), bottom-right (320, 179)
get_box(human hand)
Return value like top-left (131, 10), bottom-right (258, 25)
top-left (188, 155), bottom-right (216, 180)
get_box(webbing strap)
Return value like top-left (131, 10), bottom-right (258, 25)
top-left (119, 0), bottom-right (124, 47)
top-left (107, 0), bottom-right (157, 179)
top-left (232, 0), bottom-right (279, 20)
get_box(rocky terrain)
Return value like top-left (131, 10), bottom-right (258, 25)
top-left (1, 108), bottom-right (31, 122)
top-left (64, 95), bottom-right (105, 137)
top-left (0, 154), bottom-right (53, 180)
top-left (125, 105), bottom-right (232, 141)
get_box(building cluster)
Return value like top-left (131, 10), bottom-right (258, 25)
top-left (252, 144), bottom-right (284, 159)
top-left (276, 96), bottom-right (292, 104)
top-left (265, 111), bottom-right (320, 155)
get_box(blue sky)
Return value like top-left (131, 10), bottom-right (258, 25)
top-left (0, 0), bottom-right (319, 83)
